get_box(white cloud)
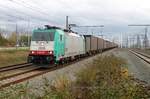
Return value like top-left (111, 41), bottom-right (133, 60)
top-left (0, 0), bottom-right (150, 40)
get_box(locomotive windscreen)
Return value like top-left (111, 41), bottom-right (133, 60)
top-left (32, 32), bottom-right (54, 41)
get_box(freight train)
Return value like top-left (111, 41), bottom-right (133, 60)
top-left (28, 25), bottom-right (118, 65)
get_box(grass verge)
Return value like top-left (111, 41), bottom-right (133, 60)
top-left (0, 49), bottom-right (29, 67)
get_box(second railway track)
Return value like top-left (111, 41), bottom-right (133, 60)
top-left (130, 50), bottom-right (150, 64)
top-left (0, 63), bottom-right (40, 88)
top-left (0, 63), bottom-right (33, 72)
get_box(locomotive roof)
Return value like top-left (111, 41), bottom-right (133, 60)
top-left (33, 29), bottom-right (56, 32)
top-left (45, 25), bottom-right (62, 29)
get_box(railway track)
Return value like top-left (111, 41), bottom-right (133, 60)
top-left (0, 58), bottom-right (84, 88)
top-left (0, 63), bottom-right (40, 88)
top-left (0, 68), bottom-right (49, 88)
top-left (130, 50), bottom-right (150, 64)
top-left (0, 49), bottom-right (115, 89)
top-left (0, 53), bottom-right (100, 88)
top-left (0, 66), bottom-right (40, 80)
top-left (0, 63), bottom-right (33, 72)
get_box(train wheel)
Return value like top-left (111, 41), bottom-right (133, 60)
top-left (58, 59), bottom-right (64, 65)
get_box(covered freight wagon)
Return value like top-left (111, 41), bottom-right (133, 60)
top-left (84, 35), bottom-right (104, 54)
top-left (104, 40), bottom-right (117, 50)
top-left (97, 37), bottom-right (105, 51)
top-left (105, 40), bottom-right (111, 49)
top-left (84, 35), bottom-right (98, 54)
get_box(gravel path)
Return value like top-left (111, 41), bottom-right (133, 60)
top-left (113, 49), bottom-right (150, 84)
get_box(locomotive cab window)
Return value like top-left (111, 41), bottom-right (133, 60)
top-left (32, 32), bottom-right (54, 41)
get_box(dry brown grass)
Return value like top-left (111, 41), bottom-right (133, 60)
top-left (0, 49), bottom-right (29, 67)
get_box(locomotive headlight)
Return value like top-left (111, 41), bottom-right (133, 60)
top-left (30, 51), bottom-right (35, 54)
top-left (49, 51), bottom-right (53, 55)
top-left (31, 51), bottom-right (35, 54)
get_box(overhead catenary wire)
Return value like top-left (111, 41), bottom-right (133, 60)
top-left (7, 0), bottom-right (67, 25)
top-left (7, 0), bottom-right (53, 22)
top-left (18, 0), bottom-right (50, 15)
top-left (0, 4), bottom-right (52, 23)
top-left (0, 2), bottom-right (55, 34)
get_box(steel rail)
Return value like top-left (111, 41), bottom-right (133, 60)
top-left (0, 67), bottom-right (40, 80)
top-left (130, 50), bottom-right (150, 64)
top-left (0, 63), bottom-right (32, 72)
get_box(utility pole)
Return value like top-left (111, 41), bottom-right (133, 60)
top-left (143, 27), bottom-right (149, 49)
top-left (16, 23), bottom-right (18, 49)
top-left (27, 19), bottom-right (30, 47)
top-left (120, 33), bottom-right (123, 48)
top-left (128, 36), bottom-right (135, 48)
top-left (126, 36), bottom-right (129, 48)
top-left (66, 16), bottom-right (69, 30)
top-left (136, 34), bottom-right (141, 48)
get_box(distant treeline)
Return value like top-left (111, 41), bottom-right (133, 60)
top-left (0, 33), bottom-right (31, 47)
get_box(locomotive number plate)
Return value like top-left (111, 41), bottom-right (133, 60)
top-left (38, 47), bottom-right (45, 50)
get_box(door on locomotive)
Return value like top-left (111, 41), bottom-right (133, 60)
top-left (53, 29), bottom-right (65, 63)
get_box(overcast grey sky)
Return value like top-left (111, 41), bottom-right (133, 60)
top-left (0, 0), bottom-right (150, 42)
